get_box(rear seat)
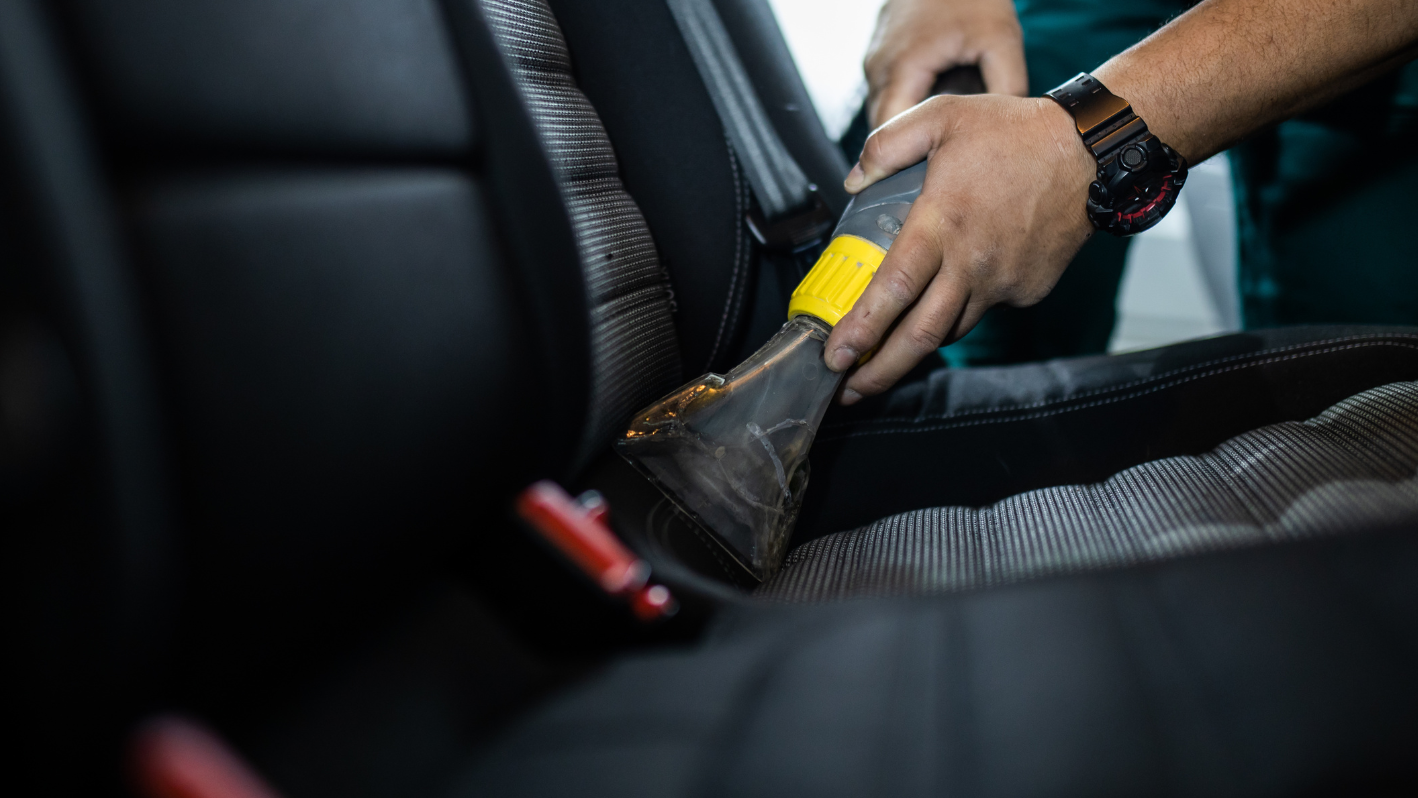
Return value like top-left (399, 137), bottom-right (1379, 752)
top-left (7, 0), bottom-right (1418, 796)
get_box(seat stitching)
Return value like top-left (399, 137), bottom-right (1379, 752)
top-left (825, 334), bottom-right (1418, 431)
top-left (818, 341), bottom-right (1418, 441)
top-left (703, 141), bottom-right (749, 370)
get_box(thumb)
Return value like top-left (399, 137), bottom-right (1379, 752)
top-left (848, 99), bottom-right (948, 192)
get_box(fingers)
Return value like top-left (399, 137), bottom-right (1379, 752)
top-left (977, 32), bottom-right (1029, 96)
top-left (845, 100), bottom-right (946, 193)
top-left (842, 275), bottom-right (987, 405)
top-left (825, 203), bottom-right (946, 372)
top-left (868, 62), bottom-right (938, 129)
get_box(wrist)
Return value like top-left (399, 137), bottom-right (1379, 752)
top-left (1037, 97), bottom-right (1099, 232)
top-left (1093, 60), bottom-right (1198, 164)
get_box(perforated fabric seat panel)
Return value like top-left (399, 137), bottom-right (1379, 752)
top-left (478, 0), bottom-right (682, 466)
top-left (760, 381), bottom-right (1418, 601)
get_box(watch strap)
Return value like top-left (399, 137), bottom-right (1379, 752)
top-left (1046, 73), bottom-right (1147, 165)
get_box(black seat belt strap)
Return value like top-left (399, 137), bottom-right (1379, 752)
top-left (665, 0), bottom-right (832, 251)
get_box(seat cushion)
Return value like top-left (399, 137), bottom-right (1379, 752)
top-left (800, 326), bottom-right (1418, 537)
top-left (762, 380), bottom-right (1418, 601)
top-left (460, 526), bottom-right (1418, 797)
top-left (588, 327), bottom-right (1418, 596)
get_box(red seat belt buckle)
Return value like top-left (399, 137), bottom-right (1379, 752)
top-left (131, 716), bottom-right (280, 798)
top-left (515, 480), bottom-right (677, 621)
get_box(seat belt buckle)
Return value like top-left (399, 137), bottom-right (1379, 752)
top-left (131, 716), bottom-right (280, 798)
top-left (515, 480), bottom-right (677, 622)
top-left (745, 187), bottom-right (835, 254)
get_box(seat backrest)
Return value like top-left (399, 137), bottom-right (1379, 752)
top-left (547, 0), bottom-right (850, 374)
top-left (3, 0), bottom-right (601, 792)
top-left (477, 0), bottom-right (682, 468)
top-left (5, 0), bottom-right (845, 793)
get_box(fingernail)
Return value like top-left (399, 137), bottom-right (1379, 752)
top-left (827, 345), bottom-right (859, 372)
top-left (844, 163), bottom-right (865, 192)
top-left (840, 388), bottom-right (862, 406)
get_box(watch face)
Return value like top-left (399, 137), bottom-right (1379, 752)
top-left (1088, 139), bottom-right (1188, 236)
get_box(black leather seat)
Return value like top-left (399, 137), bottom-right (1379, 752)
top-left (6, 1), bottom-right (1418, 796)
top-left (466, 527), bottom-right (1418, 797)
top-left (5, 0), bottom-right (596, 793)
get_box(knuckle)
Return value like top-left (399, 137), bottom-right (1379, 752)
top-left (905, 322), bottom-right (946, 354)
top-left (879, 270), bottom-right (922, 306)
top-left (1016, 282), bottom-right (1053, 306)
top-left (864, 50), bottom-right (888, 75)
top-left (988, 274), bottom-right (1023, 302)
top-left (860, 132), bottom-right (890, 166)
top-left (963, 248), bottom-right (998, 280)
top-left (921, 217), bottom-right (951, 253)
top-left (855, 370), bottom-right (896, 397)
top-left (944, 206), bottom-right (969, 232)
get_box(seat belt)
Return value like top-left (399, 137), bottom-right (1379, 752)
top-left (664, 0), bottom-right (833, 252)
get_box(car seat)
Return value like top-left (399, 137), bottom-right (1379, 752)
top-left (5, 0), bottom-right (1418, 796)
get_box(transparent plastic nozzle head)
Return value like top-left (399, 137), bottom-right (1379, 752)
top-left (616, 165), bottom-right (928, 580)
top-left (616, 315), bottom-right (842, 580)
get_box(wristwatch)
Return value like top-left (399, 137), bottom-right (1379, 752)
top-left (1046, 73), bottom-right (1187, 236)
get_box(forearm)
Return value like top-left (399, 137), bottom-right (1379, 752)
top-left (829, 0), bottom-right (1418, 402)
top-left (1095, 0), bottom-right (1418, 164)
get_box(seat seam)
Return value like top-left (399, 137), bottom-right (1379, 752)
top-left (818, 341), bottom-right (1418, 441)
top-left (823, 334), bottom-right (1418, 432)
top-left (702, 140), bottom-right (750, 371)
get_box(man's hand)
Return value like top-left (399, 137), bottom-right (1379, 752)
top-left (837, 0), bottom-right (1418, 406)
top-left (866, 0), bottom-right (1028, 127)
top-left (828, 95), bottom-right (1096, 404)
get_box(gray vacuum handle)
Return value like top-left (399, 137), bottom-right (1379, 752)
top-left (833, 65), bottom-right (985, 250)
top-left (830, 162), bottom-right (928, 250)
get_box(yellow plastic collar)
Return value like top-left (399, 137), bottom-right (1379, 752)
top-left (788, 234), bottom-right (887, 326)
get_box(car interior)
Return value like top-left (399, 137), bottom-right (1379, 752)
top-left (6, 0), bottom-right (1418, 796)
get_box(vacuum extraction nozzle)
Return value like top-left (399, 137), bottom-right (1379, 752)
top-left (618, 314), bottom-right (840, 579)
top-left (618, 161), bottom-right (930, 580)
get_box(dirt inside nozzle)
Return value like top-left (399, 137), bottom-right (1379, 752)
top-left (616, 315), bottom-right (842, 580)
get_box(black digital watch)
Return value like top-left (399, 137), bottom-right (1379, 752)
top-left (1046, 73), bottom-right (1187, 236)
